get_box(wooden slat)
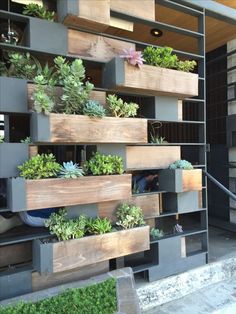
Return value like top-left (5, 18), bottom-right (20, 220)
top-left (47, 114), bottom-right (147, 144)
top-left (0, 242), bottom-right (31, 268)
top-left (25, 174), bottom-right (132, 210)
top-left (32, 261), bottom-right (109, 291)
top-left (68, 29), bottom-right (135, 62)
top-left (28, 84), bottom-right (106, 110)
top-left (52, 226), bottom-right (150, 272)
top-left (110, 0), bottom-right (155, 21)
top-left (98, 193), bottom-right (160, 222)
top-left (182, 169), bottom-right (202, 191)
top-left (126, 146), bottom-right (181, 169)
top-left (63, 0), bottom-right (110, 32)
top-left (122, 62), bottom-right (199, 98)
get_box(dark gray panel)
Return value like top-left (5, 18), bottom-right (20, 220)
top-left (7, 178), bottom-right (27, 211)
top-left (30, 112), bottom-right (51, 142)
top-left (163, 191), bottom-right (199, 213)
top-left (0, 77), bottom-right (28, 113)
top-left (57, 0), bottom-right (79, 22)
top-left (102, 57), bottom-right (125, 89)
top-left (33, 239), bottom-right (53, 274)
top-left (0, 268), bottom-right (32, 300)
top-left (28, 17), bottom-right (67, 55)
top-left (0, 143), bottom-right (28, 178)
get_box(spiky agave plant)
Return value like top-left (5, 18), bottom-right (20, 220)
top-left (59, 161), bottom-right (84, 179)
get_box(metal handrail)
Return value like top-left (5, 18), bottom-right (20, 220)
top-left (203, 170), bottom-right (236, 201)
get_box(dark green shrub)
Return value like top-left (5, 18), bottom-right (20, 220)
top-left (18, 153), bottom-right (61, 179)
top-left (0, 278), bottom-right (117, 314)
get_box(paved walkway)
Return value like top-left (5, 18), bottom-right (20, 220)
top-left (143, 275), bottom-right (236, 314)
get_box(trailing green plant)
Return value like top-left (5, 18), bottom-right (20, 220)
top-left (45, 208), bottom-right (87, 241)
top-left (0, 135), bottom-right (4, 143)
top-left (54, 56), bottom-right (94, 114)
top-left (23, 3), bottom-right (55, 21)
top-left (116, 203), bottom-right (145, 229)
top-left (18, 153), bottom-right (61, 179)
top-left (85, 152), bottom-right (124, 175)
top-left (106, 94), bottom-right (139, 118)
top-left (20, 136), bottom-right (32, 144)
top-left (168, 159), bottom-right (194, 170)
top-left (143, 46), bottom-right (196, 72)
top-left (150, 227), bottom-right (164, 239)
top-left (32, 74), bottom-right (56, 114)
top-left (0, 278), bottom-right (117, 314)
top-left (82, 100), bottom-right (106, 117)
top-left (59, 161), bottom-right (84, 179)
top-left (86, 217), bottom-right (112, 235)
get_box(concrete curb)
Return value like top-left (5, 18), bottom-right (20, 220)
top-left (137, 256), bottom-right (236, 312)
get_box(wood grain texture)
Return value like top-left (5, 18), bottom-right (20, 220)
top-left (68, 29), bottom-right (135, 62)
top-left (32, 261), bottom-right (109, 291)
top-left (0, 242), bottom-right (31, 268)
top-left (52, 226), bottom-right (150, 272)
top-left (27, 84), bottom-right (106, 110)
top-left (110, 0), bottom-right (155, 20)
top-left (109, 17), bottom-right (134, 32)
top-left (122, 62), bottom-right (199, 98)
top-left (25, 174), bottom-right (131, 210)
top-left (98, 193), bottom-right (160, 222)
top-left (47, 114), bottom-right (147, 144)
top-left (182, 169), bottom-right (202, 192)
top-left (126, 146), bottom-right (180, 169)
top-left (63, 0), bottom-right (110, 32)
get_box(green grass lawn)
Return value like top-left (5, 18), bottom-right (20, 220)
top-left (0, 278), bottom-right (117, 314)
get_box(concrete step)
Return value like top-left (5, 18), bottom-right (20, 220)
top-left (137, 256), bottom-right (236, 312)
top-left (141, 275), bottom-right (236, 314)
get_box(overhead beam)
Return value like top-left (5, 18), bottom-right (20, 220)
top-left (179, 0), bottom-right (236, 24)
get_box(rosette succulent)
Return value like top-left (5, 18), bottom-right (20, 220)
top-left (59, 161), bottom-right (84, 179)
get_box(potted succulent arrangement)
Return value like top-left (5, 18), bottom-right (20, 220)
top-left (158, 159), bottom-right (202, 193)
top-left (33, 204), bottom-right (150, 274)
top-left (7, 152), bottom-right (131, 211)
top-left (103, 46), bottom-right (198, 98)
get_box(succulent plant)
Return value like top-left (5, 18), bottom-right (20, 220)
top-left (59, 161), bottom-right (84, 179)
top-left (82, 100), bottom-right (106, 117)
top-left (85, 152), bottom-right (124, 175)
top-left (106, 94), bottom-right (139, 118)
top-left (86, 217), bottom-right (112, 235)
top-left (150, 228), bottom-right (164, 239)
top-left (0, 135), bottom-right (4, 143)
top-left (173, 223), bottom-right (183, 233)
top-left (168, 159), bottom-right (193, 170)
top-left (20, 136), bottom-right (32, 144)
top-left (120, 47), bottom-right (145, 68)
top-left (116, 203), bottom-right (145, 229)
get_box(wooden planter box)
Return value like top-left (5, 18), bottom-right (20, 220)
top-left (68, 29), bottom-right (135, 63)
top-left (162, 191), bottom-right (201, 213)
top-left (98, 193), bottom-right (161, 222)
top-left (98, 145), bottom-right (180, 170)
top-left (103, 58), bottom-right (199, 98)
top-left (159, 169), bottom-right (202, 193)
top-left (33, 226), bottom-right (150, 274)
top-left (0, 143), bottom-right (29, 178)
top-left (7, 174), bottom-right (131, 211)
top-left (30, 113), bottom-right (147, 144)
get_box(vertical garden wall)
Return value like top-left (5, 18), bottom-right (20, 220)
top-left (0, 0), bottom-right (207, 299)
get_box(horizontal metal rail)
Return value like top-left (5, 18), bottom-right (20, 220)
top-left (203, 170), bottom-right (236, 201)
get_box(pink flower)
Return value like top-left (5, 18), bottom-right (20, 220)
top-left (120, 47), bottom-right (145, 68)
